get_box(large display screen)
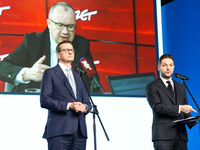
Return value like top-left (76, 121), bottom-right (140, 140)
top-left (0, 0), bottom-right (157, 96)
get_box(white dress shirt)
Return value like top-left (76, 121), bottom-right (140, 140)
top-left (160, 76), bottom-right (181, 113)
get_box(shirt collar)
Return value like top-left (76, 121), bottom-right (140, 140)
top-left (160, 76), bottom-right (174, 88)
top-left (59, 62), bottom-right (72, 71)
top-left (49, 32), bottom-right (57, 53)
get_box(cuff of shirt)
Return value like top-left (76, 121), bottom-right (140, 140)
top-left (66, 103), bottom-right (70, 110)
top-left (14, 68), bottom-right (30, 85)
top-left (178, 105), bottom-right (181, 113)
top-left (84, 104), bottom-right (89, 113)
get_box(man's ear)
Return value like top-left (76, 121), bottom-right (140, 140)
top-left (56, 52), bottom-right (60, 59)
top-left (158, 65), bottom-right (160, 72)
top-left (46, 19), bottom-right (51, 29)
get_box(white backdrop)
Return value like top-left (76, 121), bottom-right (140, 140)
top-left (0, 94), bottom-right (153, 150)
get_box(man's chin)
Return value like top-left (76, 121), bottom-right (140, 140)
top-left (162, 75), bottom-right (172, 79)
top-left (59, 38), bottom-right (71, 42)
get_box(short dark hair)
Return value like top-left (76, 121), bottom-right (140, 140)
top-left (56, 40), bottom-right (72, 52)
top-left (158, 54), bottom-right (174, 65)
top-left (48, 2), bottom-right (75, 19)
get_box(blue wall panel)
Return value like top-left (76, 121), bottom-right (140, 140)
top-left (162, 0), bottom-right (200, 149)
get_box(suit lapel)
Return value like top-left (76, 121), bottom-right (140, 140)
top-left (72, 35), bottom-right (80, 66)
top-left (72, 70), bottom-right (80, 100)
top-left (54, 65), bottom-right (76, 99)
top-left (157, 78), bottom-right (175, 104)
top-left (43, 34), bottom-right (50, 65)
top-left (173, 81), bottom-right (181, 105)
top-left (38, 28), bottom-right (51, 66)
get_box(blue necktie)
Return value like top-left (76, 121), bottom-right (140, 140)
top-left (66, 68), bottom-right (76, 98)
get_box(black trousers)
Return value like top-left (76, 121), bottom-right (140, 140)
top-left (153, 133), bottom-right (188, 150)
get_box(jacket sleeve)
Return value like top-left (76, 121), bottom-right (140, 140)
top-left (0, 34), bottom-right (32, 84)
top-left (40, 69), bottom-right (68, 112)
top-left (146, 82), bottom-right (179, 117)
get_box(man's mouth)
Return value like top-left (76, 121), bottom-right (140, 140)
top-left (60, 36), bottom-right (69, 40)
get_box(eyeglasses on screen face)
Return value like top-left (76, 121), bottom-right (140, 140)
top-left (49, 19), bottom-right (76, 31)
top-left (59, 48), bottom-right (75, 53)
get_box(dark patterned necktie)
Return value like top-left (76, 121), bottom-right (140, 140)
top-left (166, 81), bottom-right (173, 95)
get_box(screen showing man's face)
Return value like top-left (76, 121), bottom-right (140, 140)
top-left (0, 0), bottom-right (156, 96)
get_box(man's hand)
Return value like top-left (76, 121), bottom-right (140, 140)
top-left (69, 102), bottom-right (88, 113)
top-left (22, 55), bottom-right (50, 82)
top-left (180, 105), bottom-right (197, 114)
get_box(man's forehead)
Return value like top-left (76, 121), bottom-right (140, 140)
top-left (161, 58), bottom-right (174, 64)
top-left (51, 8), bottom-right (76, 24)
top-left (61, 43), bottom-right (72, 48)
top-left (52, 6), bottom-right (73, 16)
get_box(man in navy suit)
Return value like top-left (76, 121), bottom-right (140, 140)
top-left (40, 40), bottom-right (92, 150)
top-left (146, 54), bottom-right (197, 150)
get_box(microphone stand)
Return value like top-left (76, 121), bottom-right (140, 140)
top-left (78, 72), bottom-right (110, 150)
top-left (181, 79), bottom-right (200, 121)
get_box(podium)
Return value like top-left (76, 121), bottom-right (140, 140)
top-left (173, 77), bottom-right (200, 124)
top-left (173, 115), bottom-right (200, 123)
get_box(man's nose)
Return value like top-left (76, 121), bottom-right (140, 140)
top-left (61, 26), bottom-right (69, 34)
top-left (68, 50), bottom-right (73, 54)
top-left (166, 65), bottom-right (171, 69)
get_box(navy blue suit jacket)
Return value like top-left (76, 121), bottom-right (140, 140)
top-left (40, 64), bottom-right (92, 139)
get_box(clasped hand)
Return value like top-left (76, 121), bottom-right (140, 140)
top-left (69, 102), bottom-right (87, 113)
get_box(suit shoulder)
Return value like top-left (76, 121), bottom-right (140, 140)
top-left (173, 80), bottom-right (185, 88)
top-left (24, 28), bottom-right (48, 41)
top-left (44, 67), bottom-right (54, 74)
top-left (146, 78), bottom-right (160, 92)
top-left (74, 34), bottom-right (89, 43)
top-left (173, 80), bottom-right (181, 84)
top-left (147, 78), bottom-right (158, 87)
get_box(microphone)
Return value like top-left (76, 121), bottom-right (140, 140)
top-left (80, 57), bottom-right (105, 93)
top-left (80, 57), bottom-right (96, 78)
top-left (174, 73), bottom-right (190, 80)
top-left (75, 66), bottom-right (88, 75)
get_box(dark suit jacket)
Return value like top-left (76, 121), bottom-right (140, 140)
top-left (0, 28), bottom-right (99, 92)
top-left (40, 64), bottom-right (92, 139)
top-left (146, 77), bottom-right (195, 142)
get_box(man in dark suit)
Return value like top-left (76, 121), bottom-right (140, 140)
top-left (0, 2), bottom-right (100, 93)
top-left (40, 40), bottom-right (92, 150)
top-left (146, 54), bottom-right (197, 150)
